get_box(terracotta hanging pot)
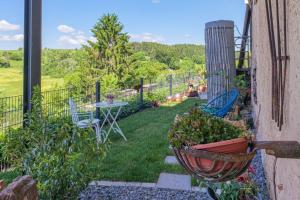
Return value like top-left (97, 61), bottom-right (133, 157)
top-left (181, 137), bottom-right (249, 173)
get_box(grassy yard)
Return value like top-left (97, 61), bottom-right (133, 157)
top-left (0, 62), bottom-right (64, 97)
top-left (90, 98), bottom-right (202, 183)
top-left (0, 98), bottom-right (202, 184)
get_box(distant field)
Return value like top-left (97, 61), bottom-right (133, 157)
top-left (0, 61), bottom-right (64, 98)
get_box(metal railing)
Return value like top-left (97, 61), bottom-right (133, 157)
top-left (0, 72), bottom-right (200, 134)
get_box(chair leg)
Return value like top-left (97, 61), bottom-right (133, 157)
top-left (94, 123), bottom-right (102, 143)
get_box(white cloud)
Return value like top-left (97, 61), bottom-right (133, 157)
top-left (58, 34), bottom-right (87, 45)
top-left (57, 25), bottom-right (75, 33)
top-left (184, 34), bottom-right (191, 38)
top-left (129, 33), bottom-right (165, 43)
top-left (57, 24), bottom-right (97, 47)
top-left (0, 20), bottom-right (20, 31)
top-left (0, 34), bottom-right (23, 41)
top-left (152, 0), bottom-right (160, 3)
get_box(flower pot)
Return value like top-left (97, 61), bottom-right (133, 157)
top-left (182, 137), bottom-right (249, 173)
top-left (187, 90), bottom-right (198, 97)
top-left (107, 98), bottom-right (114, 104)
top-left (198, 85), bottom-right (207, 93)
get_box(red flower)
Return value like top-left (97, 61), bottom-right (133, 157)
top-left (237, 175), bottom-right (247, 183)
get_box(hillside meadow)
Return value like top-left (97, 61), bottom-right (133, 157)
top-left (0, 60), bottom-right (64, 97)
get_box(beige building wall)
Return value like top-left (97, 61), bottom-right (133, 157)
top-left (251, 0), bottom-right (300, 199)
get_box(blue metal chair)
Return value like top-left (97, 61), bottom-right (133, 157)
top-left (200, 89), bottom-right (239, 117)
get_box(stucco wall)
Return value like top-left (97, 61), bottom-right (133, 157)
top-left (251, 0), bottom-right (300, 199)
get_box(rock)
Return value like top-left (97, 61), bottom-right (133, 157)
top-left (0, 176), bottom-right (38, 200)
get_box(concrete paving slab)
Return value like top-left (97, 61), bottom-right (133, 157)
top-left (157, 173), bottom-right (191, 191)
top-left (164, 156), bottom-right (179, 165)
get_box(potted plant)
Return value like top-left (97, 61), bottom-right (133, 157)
top-left (106, 93), bottom-right (115, 104)
top-left (168, 108), bottom-right (249, 172)
top-left (198, 79), bottom-right (207, 93)
top-left (187, 82), bottom-right (198, 97)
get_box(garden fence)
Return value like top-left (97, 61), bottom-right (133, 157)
top-left (0, 72), bottom-right (200, 134)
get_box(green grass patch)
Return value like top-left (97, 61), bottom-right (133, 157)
top-left (0, 168), bottom-right (20, 185)
top-left (91, 98), bottom-right (203, 183)
top-left (0, 98), bottom-right (203, 185)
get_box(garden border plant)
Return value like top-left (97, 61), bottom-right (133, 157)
top-left (168, 108), bottom-right (249, 149)
top-left (2, 87), bottom-right (109, 199)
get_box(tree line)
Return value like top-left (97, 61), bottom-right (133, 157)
top-left (0, 14), bottom-right (206, 94)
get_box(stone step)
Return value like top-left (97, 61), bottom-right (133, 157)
top-left (164, 156), bottom-right (179, 165)
top-left (157, 173), bottom-right (191, 191)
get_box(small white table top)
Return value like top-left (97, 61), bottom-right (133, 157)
top-left (94, 101), bottom-right (128, 108)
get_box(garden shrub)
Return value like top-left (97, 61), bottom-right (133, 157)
top-left (0, 56), bottom-right (10, 68)
top-left (3, 88), bottom-right (108, 199)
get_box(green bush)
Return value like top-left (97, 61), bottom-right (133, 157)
top-left (3, 88), bottom-right (108, 199)
top-left (8, 50), bottom-right (23, 61)
top-left (168, 108), bottom-right (246, 148)
top-left (144, 88), bottom-right (169, 103)
top-left (0, 56), bottom-right (10, 68)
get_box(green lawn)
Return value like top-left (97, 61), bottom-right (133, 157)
top-left (0, 98), bottom-right (202, 184)
top-left (90, 98), bottom-right (202, 183)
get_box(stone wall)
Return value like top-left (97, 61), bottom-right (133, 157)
top-left (251, 0), bottom-right (300, 199)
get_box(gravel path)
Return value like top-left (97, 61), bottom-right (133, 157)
top-left (251, 151), bottom-right (271, 200)
top-left (79, 186), bottom-right (211, 200)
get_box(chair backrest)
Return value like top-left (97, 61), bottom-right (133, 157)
top-left (206, 89), bottom-right (239, 117)
top-left (69, 98), bottom-right (79, 124)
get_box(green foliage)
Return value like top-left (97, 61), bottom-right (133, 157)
top-left (84, 14), bottom-right (132, 84)
top-left (64, 67), bottom-right (95, 97)
top-left (42, 49), bottom-right (87, 78)
top-left (219, 181), bottom-right (259, 200)
top-left (101, 74), bottom-right (119, 95)
top-left (3, 87), bottom-right (108, 199)
top-left (144, 88), bottom-right (169, 103)
top-left (0, 168), bottom-right (20, 185)
top-left (131, 42), bottom-right (205, 70)
top-left (0, 54), bottom-right (10, 68)
top-left (168, 108), bottom-right (246, 148)
top-left (234, 74), bottom-right (248, 89)
top-left (7, 50), bottom-right (23, 61)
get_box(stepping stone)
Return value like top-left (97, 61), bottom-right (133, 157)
top-left (199, 92), bottom-right (208, 100)
top-left (164, 156), bottom-right (179, 165)
top-left (157, 173), bottom-right (191, 191)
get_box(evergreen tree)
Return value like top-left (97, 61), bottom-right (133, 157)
top-left (85, 14), bottom-right (132, 82)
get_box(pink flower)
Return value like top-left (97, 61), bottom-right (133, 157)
top-left (248, 165), bottom-right (256, 174)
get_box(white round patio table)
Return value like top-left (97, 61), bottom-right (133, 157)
top-left (94, 101), bottom-right (128, 142)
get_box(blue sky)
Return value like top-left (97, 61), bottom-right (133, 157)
top-left (0, 0), bottom-right (246, 50)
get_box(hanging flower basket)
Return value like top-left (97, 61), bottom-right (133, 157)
top-left (168, 108), bottom-right (255, 182)
top-left (185, 137), bottom-right (248, 170)
top-left (173, 138), bottom-right (255, 182)
top-left (169, 108), bottom-right (300, 182)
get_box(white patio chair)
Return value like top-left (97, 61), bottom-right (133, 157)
top-left (69, 98), bottom-right (103, 143)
